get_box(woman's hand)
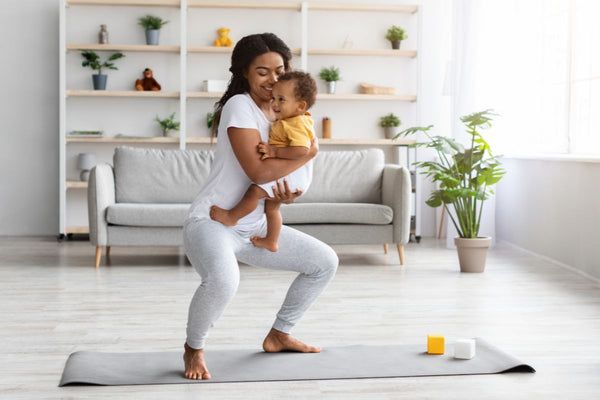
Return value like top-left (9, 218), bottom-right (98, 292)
top-left (271, 179), bottom-right (303, 204)
top-left (308, 137), bottom-right (319, 160)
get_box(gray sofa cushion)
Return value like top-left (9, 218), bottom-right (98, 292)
top-left (114, 146), bottom-right (214, 203)
top-left (298, 149), bottom-right (384, 204)
top-left (107, 203), bottom-right (189, 227)
top-left (281, 203), bottom-right (393, 224)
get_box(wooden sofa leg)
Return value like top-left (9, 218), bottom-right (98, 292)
top-left (106, 246), bottom-right (111, 257)
top-left (397, 244), bottom-right (405, 265)
top-left (383, 244), bottom-right (389, 254)
top-left (95, 246), bottom-right (103, 268)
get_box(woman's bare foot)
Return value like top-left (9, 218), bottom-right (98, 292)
top-left (262, 328), bottom-right (321, 353)
top-left (183, 342), bottom-right (211, 380)
top-left (250, 236), bottom-right (278, 252)
top-left (209, 205), bottom-right (237, 226)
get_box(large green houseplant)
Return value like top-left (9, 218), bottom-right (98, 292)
top-left (395, 109), bottom-right (505, 272)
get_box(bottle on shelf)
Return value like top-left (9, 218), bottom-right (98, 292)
top-left (98, 24), bottom-right (108, 44)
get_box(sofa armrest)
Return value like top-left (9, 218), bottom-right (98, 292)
top-left (87, 164), bottom-right (115, 246)
top-left (382, 164), bottom-right (412, 244)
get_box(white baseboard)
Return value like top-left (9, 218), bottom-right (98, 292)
top-left (500, 240), bottom-right (600, 286)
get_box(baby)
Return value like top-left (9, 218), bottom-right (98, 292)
top-left (210, 70), bottom-right (317, 252)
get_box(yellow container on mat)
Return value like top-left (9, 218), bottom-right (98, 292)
top-left (427, 335), bottom-right (445, 354)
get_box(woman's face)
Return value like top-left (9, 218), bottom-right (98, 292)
top-left (244, 52), bottom-right (285, 104)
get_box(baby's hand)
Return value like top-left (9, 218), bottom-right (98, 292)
top-left (258, 141), bottom-right (277, 160)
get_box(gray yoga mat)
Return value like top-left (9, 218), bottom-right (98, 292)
top-left (59, 338), bottom-right (534, 386)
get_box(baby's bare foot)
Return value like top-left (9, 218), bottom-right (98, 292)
top-left (262, 328), bottom-right (321, 353)
top-left (183, 342), bottom-right (211, 380)
top-left (250, 236), bottom-right (279, 252)
top-left (209, 205), bottom-right (237, 226)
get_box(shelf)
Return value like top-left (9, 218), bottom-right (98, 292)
top-left (67, 137), bottom-right (179, 143)
top-left (185, 137), bottom-right (415, 146)
top-left (66, 90), bottom-right (180, 98)
top-left (307, 2), bottom-right (418, 13)
top-left (317, 94), bottom-right (417, 102)
top-left (66, 226), bottom-right (90, 234)
top-left (66, 0), bottom-right (179, 6)
top-left (67, 44), bottom-right (180, 53)
top-left (187, 46), bottom-right (301, 55)
top-left (188, 1), bottom-right (301, 10)
top-left (187, 1), bottom-right (418, 13)
top-left (308, 49), bottom-right (417, 58)
top-left (186, 92), bottom-right (416, 101)
top-left (67, 181), bottom-right (88, 188)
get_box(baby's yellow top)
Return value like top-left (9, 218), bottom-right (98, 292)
top-left (269, 112), bottom-right (315, 148)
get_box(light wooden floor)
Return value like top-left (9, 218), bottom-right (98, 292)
top-left (1, 237), bottom-right (599, 399)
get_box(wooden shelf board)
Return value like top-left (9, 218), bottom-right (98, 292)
top-left (67, 137), bottom-right (179, 143)
top-left (317, 93), bottom-right (417, 101)
top-left (188, 1), bottom-right (300, 10)
top-left (307, 2), bottom-right (418, 13)
top-left (308, 49), bottom-right (416, 57)
top-left (66, 226), bottom-right (90, 234)
top-left (67, 0), bottom-right (179, 7)
top-left (187, 92), bottom-right (416, 101)
top-left (185, 137), bottom-right (414, 146)
top-left (66, 90), bottom-right (180, 98)
top-left (187, 1), bottom-right (418, 13)
top-left (188, 46), bottom-right (301, 55)
top-left (67, 44), bottom-right (180, 53)
top-left (67, 181), bottom-right (88, 188)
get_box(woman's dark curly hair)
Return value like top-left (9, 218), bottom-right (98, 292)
top-left (211, 33), bottom-right (292, 137)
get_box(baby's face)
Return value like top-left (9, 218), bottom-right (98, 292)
top-left (271, 80), bottom-right (303, 120)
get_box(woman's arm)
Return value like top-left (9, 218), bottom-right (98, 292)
top-left (228, 127), bottom-right (317, 184)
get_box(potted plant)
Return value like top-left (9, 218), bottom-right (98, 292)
top-left (80, 50), bottom-right (125, 90)
top-left (386, 25), bottom-right (407, 49)
top-left (379, 113), bottom-right (401, 139)
top-left (155, 112), bottom-right (180, 137)
top-left (319, 66), bottom-right (340, 94)
top-left (138, 14), bottom-right (169, 45)
top-left (395, 109), bottom-right (505, 272)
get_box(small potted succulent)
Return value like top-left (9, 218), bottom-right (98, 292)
top-left (386, 25), bottom-right (408, 49)
top-left (395, 109), bottom-right (505, 272)
top-left (155, 112), bottom-right (180, 137)
top-left (319, 66), bottom-right (340, 94)
top-left (80, 50), bottom-right (125, 90)
top-left (379, 113), bottom-right (401, 139)
top-left (138, 15), bottom-right (169, 45)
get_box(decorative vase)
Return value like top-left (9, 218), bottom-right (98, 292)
top-left (454, 237), bottom-right (492, 273)
top-left (98, 24), bottom-right (108, 44)
top-left (391, 40), bottom-right (401, 50)
top-left (322, 117), bottom-right (331, 138)
top-left (327, 81), bottom-right (336, 94)
top-left (92, 74), bottom-right (107, 90)
top-left (146, 29), bottom-right (160, 45)
top-left (384, 126), bottom-right (397, 139)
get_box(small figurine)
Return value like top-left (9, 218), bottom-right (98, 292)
top-left (135, 68), bottom-right (161, 91)
top-left (98, 24), bottom-right (108, 44)
top-left (214, 27), bottom-right (233, 47)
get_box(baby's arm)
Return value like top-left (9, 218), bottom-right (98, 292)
top-left (258, 142), bottom-right (309, 160)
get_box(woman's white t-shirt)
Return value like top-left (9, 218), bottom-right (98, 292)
top-left (187, 93), bottom-right (272, 236)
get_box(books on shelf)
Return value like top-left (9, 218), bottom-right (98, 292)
top-left (68, 130), bottom-right (103, 138)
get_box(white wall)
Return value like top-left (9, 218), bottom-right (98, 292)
top-left (0, 0), bottom-right (451, 236)
top-left (496, 158), bottom-right (600, 280)
top-left (1, 0), bottom-right (59, 235)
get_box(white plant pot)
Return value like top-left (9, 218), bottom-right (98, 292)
top-left (454, 236), bottom-right (492, 273)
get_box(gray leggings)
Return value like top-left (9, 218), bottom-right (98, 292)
top-left (183, 217), bottom-right (339, 349)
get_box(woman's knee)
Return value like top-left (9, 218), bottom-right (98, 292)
top-left (203, 272), bottom-right (240, 300)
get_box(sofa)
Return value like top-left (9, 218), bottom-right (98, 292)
top-left (88, 146), bottom-right (412, 268)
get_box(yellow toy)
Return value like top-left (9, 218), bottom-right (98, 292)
top-left (214, 27), bottom-right (233, 47)
top-left (427, 335), bottom-right (445, 354)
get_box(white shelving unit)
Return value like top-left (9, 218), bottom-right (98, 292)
top-left (59, 0), bottom-right (421, 237)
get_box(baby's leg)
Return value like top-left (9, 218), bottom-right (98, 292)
top-left (210, 184), bottom-right (268, 226)
top-left (250, 200), bottom-right (282, 252)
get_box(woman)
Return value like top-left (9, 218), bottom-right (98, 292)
top-left (183, 33), bottom-right (339, 380)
